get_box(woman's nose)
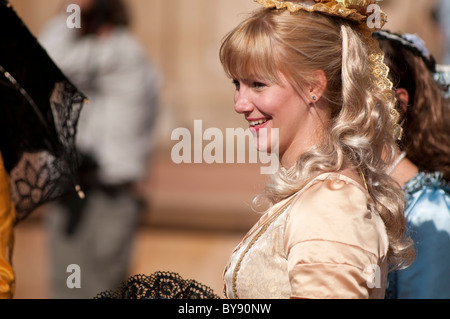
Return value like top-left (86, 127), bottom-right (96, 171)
top-left (234, 88), bottom-right (253, 114)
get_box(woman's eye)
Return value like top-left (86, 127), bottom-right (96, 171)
top-left (232, 79), bottom-right (240, 90)
top-left (252, 82), bottom-right (266, 89)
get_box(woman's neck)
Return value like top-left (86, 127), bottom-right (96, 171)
top-left (280, 157), bottom-right (368, 191)
top-left (390, 151), bottom-right (419, 187)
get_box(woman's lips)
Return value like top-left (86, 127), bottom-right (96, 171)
top-left (247, 118), bottom-right (270, 132)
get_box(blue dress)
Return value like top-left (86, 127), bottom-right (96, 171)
top-left (386, 172), bottom-right (450, 299)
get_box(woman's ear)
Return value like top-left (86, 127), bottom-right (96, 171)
top-left (396, 88), bottom-right (409, 115)
top-left (309, 70), bottom-right (327, 103)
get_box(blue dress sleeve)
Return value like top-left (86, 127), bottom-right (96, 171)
top-left (395, 174), bottom-right (450, 298)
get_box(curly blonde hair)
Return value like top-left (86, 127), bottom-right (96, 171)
top-left (220, 8), bottom-right (414, 270)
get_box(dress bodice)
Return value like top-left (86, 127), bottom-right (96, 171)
top-left (223, 173), bottom-right (389, 299)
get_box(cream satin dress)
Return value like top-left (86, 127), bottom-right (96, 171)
top-left (223, 173), bottom-right (389, 299)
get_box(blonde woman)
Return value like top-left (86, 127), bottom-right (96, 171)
top-left (220, 0), bottom-right (414, 299)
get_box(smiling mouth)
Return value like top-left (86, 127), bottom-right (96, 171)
top-left (248, 118), bottom-right (269, 127)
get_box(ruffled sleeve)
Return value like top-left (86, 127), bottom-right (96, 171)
top-left (284, 175), bottom-right (388, 299)
top-left (0, 154), bottom-right (15, 299)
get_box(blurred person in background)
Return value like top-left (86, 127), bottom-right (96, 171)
top-left (39, 0), bottom-right (160, 298)
top-left (374, 30), bottom-right (450, 299)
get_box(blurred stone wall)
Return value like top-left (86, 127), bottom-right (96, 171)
top-left (381, 0), bottom-right (445, 63)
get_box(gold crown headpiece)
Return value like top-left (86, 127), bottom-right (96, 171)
top-left (255, 0), bottom-right (387, 29)
top-left (255, 0), bottom-right (402, 140)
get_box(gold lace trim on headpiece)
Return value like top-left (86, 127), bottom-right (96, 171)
top-left (256, 0), bottom-right (387, 27)
top-left (255, 0), bottom-right (402, 140)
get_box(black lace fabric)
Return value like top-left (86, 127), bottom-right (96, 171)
top-left (1, 1), bottom-right (86, 223)
top-left (7, 80), bottom-right (85, 223)
top-left (95, 272), bottom-right (220, 299)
